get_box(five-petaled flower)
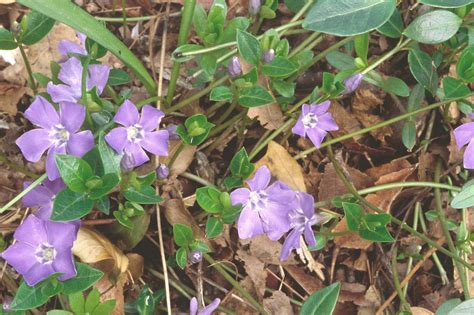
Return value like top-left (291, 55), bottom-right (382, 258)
top-left (280, 192), bottom-right (323, 261)
top-left (47, 57), bottom-right (110, 103)
top-left (105, 100), bottom-right (169, 168)
top-left (292, 101), bottom-right (339, 148)
top-left (189, 297), bottom-right (220, 315)
top-left (1, 215), bottom-right (78, 286)
top-left (16, 96), bottom-right (94, 180)
top-left (230, 166), bottom-right (295, 241)
top-left (454, 122), bottom-right (474, 169)
top-left (22, 179), bottom-right (65, 220)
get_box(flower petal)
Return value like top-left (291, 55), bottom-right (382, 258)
top-left (23, 262), bottom-right (55, 286)
top-left (139, 105), bottom-right (165, 131)
top-left (306, 128), bottom-right (327, 148)
top-left (58, 40), bottom-right (86, 56)
top-left (125, 143), bottom-right (149, 167)
top-left (266, 181), bottom-right (296, 205)
top-left (114, 100), bottom-right (139, 127)
top-left (87, 64), bottom-right (110, 94)
top-left (298, 192), bottom-right (315, 218)
top-left (454, 122), bottom-right (474, 149)
top-left (189, 297), bottom-right (198, 315)
top-left (47, 82), bottom-right (79, 103)
top-left (24, 96), bottom-right (60, 129)
top-left (317, 113), bottom-right (339, 131)
top-left (463, 139), bottom-right (474, 169)
top-left (246, 166), bottom-right (271, 191)
top-left (105, 127), bottom-right (128, 154)
top-left (14, 215), bottom-right (47, 247)
top-left (67, 130), bottom-right (94, 157)
top-left (45, 221), bottom-right (78, 248)
top-left (237, 206), bottom-right (264, 239)
top-left (1, 243), bottom-right (37, 276)
top-left (280, 228), bottom-right (301, 261)
top-left (16, 129), bottom-right (52, 162)
top-left (141, 130), bottom-right (169, 156)
top-left (201, 298), bottom-right (221, 314)
top-left (304, 224), bottom-right (316, 247)
top-left (60, 102), bottom-right (86, 132)
top-left (230, 188), bottom-right (250, 206)
top-left (291, 115), bottom-right (306, 138)
top-left (36, 205), bottom-right (53, 220)
top-left (22, 181), bottom-right (54, 208)
top-left (311, 101), bottom-right (331, 116)
top-left (53, 250), bottom-right (77, 281)
top-left (46, 146), bottom-right (66, 180)
top-left (262, 201), bottom-right (291, 241)
top-left (58, 57), bottom-right (83, 90)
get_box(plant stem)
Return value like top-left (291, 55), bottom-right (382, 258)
top-left (167, 142), bottom-right (185, 170)
top-left (295, 94), bottom-right (474, 159)
top-left (403, 202), bottom-right (420, 297)
top-left (0, 173), bottom-right (47, 213)
top-left (121, 0), bottom-right (128, 38)
top-left (289, 32), bottom-right (323, 58)
top-left (203, 253), bottom-right (267, 314)
top-left (434, 159), bottom-right (470, 299)
top-left (166, 0), bottom-right (197, 107)
top-left (95, 12), bottom-right (181, 22)
top-left (18, 44), bottom-right (37, 94)
top-left (249, 118), bottom-right (295, 159)
top-left (391, 247), bottom-right (411, 311)
top-left (361, 38), bottom-right (411, 75)
top-left (180, 172), bottom-right (216, 187)
top-left (208, 110), bottom-right (245, 137)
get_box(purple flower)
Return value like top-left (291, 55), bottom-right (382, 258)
top-left (249, 0), bottom-right (261, 15)
top-left (58, 32), bottom-right (87, 58)
top-left (454, 122), bottom-right (474, 169)
top-left (230, 166), bottom-right (295, 241)
top-left (166, 124), bottom-right (180, 140)
top-left (47, 57), bottom-right (110, 103)
top-left (1, 215), bottom-right (78, 286)
top-left (292, 101), bottom-right (339, 148)
top-left (344, 73), bottom-right (364, 93)
top-left (189, 297), bottom-right (220, 315)
top-left (22, 179), bottom-right (65, 220)
top-left (188, 250), bottom-right (202, 264)
top-left (280, 192), bottom-right (322, 261)
top-left (157, 163), bottom-right (169, 179)
top-left (16, 96), bottom-right (94, 180)
top-left (105, 100), bottom-right (169, 168)
top-left (262, 49), bottom-right (275, 63)
top-left (228, 56), bottom-right (242, 78)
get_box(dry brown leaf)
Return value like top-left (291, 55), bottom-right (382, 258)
top-left (72, 227), bottom-right (129, 277)
top-left (263, 291), bottom-right (294, 315)
top-left (284, 265), bottom-right (323, 294)
top-left (411, 307), bottom-right (434, 315)
top-left (0, 0), bottom-right (15, 4)
top-left (94, 272), bottom-right (127, 315)
top-left (255, 141), bottom-right (306, 192)
top-left (328, 101), bottom-right (362, 141)
top-left (365, 159), bottom-right (412, 181)
top-left (163, 140), bottom-right (196, 175)
top-left (240, 235), bottom-right (297, 265)
top-left (236, 249), bottom-right (266, 299)
top-left (0, 84), bottom-right (24, 115)
top-left (296, 240), bottom-right (325, 281)
top-left (126, 253), bottom-right (144, 283)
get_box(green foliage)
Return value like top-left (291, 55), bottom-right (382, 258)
top-left (300, 282), bottom-right (341, 315)
top-left (107, 69), bottom-right (131, 86)
top-left (0, 28), bottom-right (18, 50)
top-left (402, 120), bottom-right (417, 151)
top-left (123, 186), bottom-right (163, 204)
top-left (206, 216), bottom-right (224, 239)
top-left (261, 56), bottom-right (297, 78)
top-left (237, 29), bottom-right (262, 65)
top-left (456, 46), bottom-right (474, 83)
top-left (418, 0), bottom-right (472, 8)
top-left (377, 9), bottom-right (404, 38)
top-left (69, 288), bottom-right (116, 315)
top-left (210, 86), bottom-right (234, 101)
top-left (451, 181), bottom-right (474, 208)
top-left (196, 186), bottom-right (224, 213)
top-left (175, 114), bottom-right (215, 145)
top-left (443, 77), bottom-right (470, 99)
top-left (10, 274), bottom-right (63, 311)
top-left (52, 188), bottom-right (94, 221)
top-left (229, 147), bottom-right (254, 179)
top-left (354, 33), bottom-right (369, 65)
top-left (403, 10), bottom-right (462, 44)
top-left (62, 263), bottom-right (103, 295)
top-left (435, 298), bottom-right (462, 315)
top-left (173, 223), bottom-right (194, 247)
top-left (55, 155), bottom-right (94, 193)
top-left (238, 85), bottom-right (274, 107)
top-left (175, 247), bottom-right (188, 269)
top-left (20, 11), bottom-right (55, 45)
top-left (446, 299), bottom-right (474, 314)
top-left (124, 286), bottom-right (164, 315)
top-left (408, 48), bottom-right (438, 95)
top-left (381, 76), bottom-right (410, 97)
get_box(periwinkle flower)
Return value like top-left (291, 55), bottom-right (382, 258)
top-left (262, 49), bottom-right (275, 63)
top-left (157, 163), bottom-right (169, 179)
top-left (166, 124), bottom-right (180, 140)
top-left (22, 179), bottom-right (65, 220)
top-left (16, 96), bottom-right (94, 180)
top-left (344, 73), bottom-right (364, 93)
top-left (58, 32), bottom-right (87, 58)
top-left (280, 192), bottom-right (323, 261)
top-left (189, 297), bottom-right (220, 315)
top-left (228, 56), bottom-right (242, 78)
top-left (249, 0), bottom-right (261, 15)
top-left (105, 100), bottom-right (169, 168)
top-left (1, 215), bottom-right (78, 286)
top-left (292, 101), bottom-right (339, 148)
top-left (47, 57), bottom-right (110, 103)
top-left (454, 122), bottom-right (474, 168)
top-left (120, 152), bottom-right (135, 172)
top-left (188, 250), bottom-right (202, 264)
top-left (230, 166), bottom-right (295, 241)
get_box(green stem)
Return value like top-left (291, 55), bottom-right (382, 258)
top-left (18, 44), bottom-right (37, 94)
top-left (280, 0), bottom-right (314, 36)
top-left (295, 94), bottom-right (474, 159)
top-left (136, 95), bottom-right (164, 108)
top-left (361, 38), bottom-right (411, 75)
top-left (215, 100), bottom-right (238, 125)
top-left (180, 172), bottom-right (216, 187)
top-left (289, 32), bottom-right (323, 58)
top-left (203, 253), bottom-right (267, 314)
top-left (95, 12), bottom-right (181, 22)
top-left (391, 247), bottom-right (411, 311)
top-left (0, 173), bottom-right (47, 213)
top-left (105, 85), bottom-right (120, 104)
top-left (121, 0), bottom-right (128, 38)
top-left (208, 110), bottom-right (245, 137)
top-left (166, 0), bottom-right (198, 106)
top-left (249, 118), bottom-right (295, 159)
top-left (434, 159), bottom-right (470, 299)
top-left (403, 202), bottom-right (420, 297)
top-left (167, 142), bottom-right (185, 170)
top-left (0, 154), bottom-right (39, 179)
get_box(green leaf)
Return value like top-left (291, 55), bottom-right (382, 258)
top-left (176, 247), bottom-right (187, 269)
top-left (0, 28), bottom-right (18, 50)
top-left (176, 114), bottom-right (215, 146)
top-left (435, 298), bottom-right (462, 315)
top-left (89, 173), bottom-right (120, 200)
top-left (196, 186), bottom-right (223, 213)
top-left (20, 11), bottom-right (55, 45)
top-left (98, 134), bottom-right (121, 176)
top-left (91, 299), bottom-right (116, 315)
top-left (85, 289), bottom-right (100, 313)
top-left (456, 46), bottom-right (474, 83)
top-left (325, 51), bottom-right (355, 70)
top-left (272, 79), bottom-right (295, 98)
top-left (85, 37), bottom-right (107, 59)
top-left (224, 175), bottom-right (243, 190)
top-left (418, 0), bottom-right (472, 8)
top-left (221, 17), bottom-right (250, 43)
top-left (360, 213), bottom-right (394, 242)
top-left (173, 223), bottom-right (194, 246)
top-left (55, 155), bottom-right (94, 192)
top-left (17, 0), bottom-right (156, 95)
top-left (381, 76), bottom-right (410, 97)
top-left (95, 196), bottom-right (110, 215)
top-left (238, 85), bottom-right (274, 107)
top-left (221, 204), bottom-right (242, 224)
top-left (443, 77), bottom-right (470, 99)
top-left (402, 121), bottom-right (417, 151)
top-left (300, 282), bottom-right (341, 315)
top-left (447, 299), bottom-right (474, 314)
top-left (403, 10), bottom-right (462, 44)
top-left (236, 29), bottom-right (261, 65)
top-left (303, 0), bottom-right (396, 36)
top-left (230, 147), bottom-right (254, 178)
top-left (210, 86), bottom-right (234, 101)
top-left (342, 202), bottom-right (363, 231)
top-left (262, 56), bottom-right (297, 78)
top-left (171, 44), bottom-right (203, 62)
top-left (47, 311), bottom-right (73, 315)
top-left (52, 188), bottom-right (94, 221)
top-left (407, 84), bottom-right (425, 113)
top-left (113, 210), bottom-right (134, 229)
top-left (451, 184), bottom-right (474, 208)
top-left (354, 33), bottom-right (369, 65)
top-left (284, 0), bottom-right (306, 13)
top-left (107, 69), bottom-right (131, 86)
top-left (62, 263), bottom-right (103, 295)
top-left (10, 275), bottom-right (62, 311)
top-left (377, 9), bottom-right (404, 38)
top-left (124, 186), bottom-right (163, 204)
top-left (408, 48), bottom-right (438, 95)
top-left (69, 291), bottom-right (85, 314)
top-left (206, 216), bottom-right (224, 239)
top-left (130, 286), bottom-right (156, 315)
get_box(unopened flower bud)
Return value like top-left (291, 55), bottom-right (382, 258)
top-left (157, 163), bottom-right (169, 179)
top-left (120, 152), bottom-right (135, 172)
top-left (343, 73), bottom-right (364, 94)
top-left (228, 56), bottom-right (242, 78)
top-left (189, 250), bottom-right (202, 264)
top-left (166, 124), bottom-right (180, 140)
top-left (249, 0), bottom-right (261, 15)
top-left (262, 49), bottom-right (275, 63)
top-left (2, 297), bottom-right (12, 312)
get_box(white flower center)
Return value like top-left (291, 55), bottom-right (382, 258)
top-left (127, 124), bottom-right (145, 143)
top-left (302, 113), bottom-right (318, 129)
top-left (49, 124), bottom-right (70, 146)
top-left (35, 242), bottom-right (56, 264)
top-left (248, 190), bottom-right (268, 209)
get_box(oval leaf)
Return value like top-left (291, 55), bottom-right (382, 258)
top-left (300, 282), bottom-right (341, 315)
top-left (418, 0), bottom-right (473, 8)
top-left (238, 85), bottom-right (274, 107)
top-left (403, 10), bottom-right (462, 44)
top-left (236, 29), bottom-right (261, 65)
top-left (408, 48), bottom-right (438, 95)
top-left (52, 189), bottom-right (94, 221)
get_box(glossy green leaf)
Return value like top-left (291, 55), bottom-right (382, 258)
top-left (0, 28), bottom-right (18, 50)
top-left (91, 299), bottom-right (116, 315)
top-left (69, 291), bottom-right (85, 314)
top-left (435, 298), bottom-right (461, 315)
top-left (20, 11), bottom-right (55, 45)
top-left (176, 247), bottom-right (187, 269)
top-left (354, 33), bottom-right (369, 64)
top-left (408, 48), bottom-right (438, 94)
top-left (56, 155), bottom-right (94, 192)
top-left (342, 202), bottom-right (363, 231)
top-left (443, 77), bottom-right (470, 99)
top-left (303, 0), bottom-right (396, 36)
top-left (447, 298), bottom-right (474, 314)
top-left (284, 0), bottom-right (306, 13)
top-left (360, 214), bottom-right (394, 242)
top-left (89, 173), bottom-right (120, 200)
top-left (52, 189), bottom-right (94, 221)
top-left (300, 282), bottom-right (341, 315)
top-left (95, 196), bottom-right (110, 215)
top-left (326, 51), bottom-right (355, 70)
top-left (173, 223), bottom-right (194, 246)
top-left (17, 0), bottom-right (156, 95)
top-left (381, 76), bottom-right (410, 97)
top-left (10, 275), bottom-right (62, 311)
top-left (402, 121), bottom-right (417, 151)
top-left (418, 0), bottom-right (473, 8)
top-left (108, 69), bottom-right (131, 86)
top-left (272, 79), bottom-right (295, 98)
top-left (210, 86), bottom-right (234, 101)
top-left (456, 46), bottom-right (474, 83)
top-left (451, 184), bottom-right (474, 208)
top-left (403, 10), bottom-right (462, 44)
top-left (98, 134), bottom-right (122, 176)
top-left (223, 175), bottom-right (243, 190)
top-left (85, 289), bottom-right (100, 313)
top-left (236, 29), bottom-right (261, 65)
top-left (124, 186), bottom-right (163, 204)
top-left (377, 9), bottom-right (404, 38)
top-left (171, 44), bottom-right (203, 62)
top-left (205, 216), bottom-right (224, 239)
top-left (175, 114), bottom-right (215, 146)
top-left (407, 83), bottom-right (425, 113)
top-left (47, 311), bottom-right (73, 315)
top-left (238, 85), bottom-right (274, 107)
top-left (230, 147), bottom-right (254, 178)
top-left (196, 186), bottom-right (223, 213)
top-left (85, 37), bottom-right (107, 59)
top-left (262, 56), bottom-right (297, 78)
top-left (62, 263), bottom-right (103, 295)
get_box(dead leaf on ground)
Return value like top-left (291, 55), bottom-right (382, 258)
top-left (284, 264), bottom-right (323, 295)
top-left (126, 253), bottom-right (144, 283)
top-left (94, 272), bottom-right (127, 315)
top-left (0, 0), bottom-right (15, 4)
top-left (163, 140), bottom-right (196, 176)
top-left (448, 130), bottom-right (464, 165)
top-left (411, 307), bottom-right (434, 315)
top-left (365, 159), bottom-right (412, 181)
top-left (255, 141), bottom-right (306, 192)
top-left (328, 101), bottom-right (362, 141)
top-left (263, 291), bottom-right (294, 315)
top-left (236, 249), bottom-right (266, 300)
top-left (0, 84), bottom-right (24, 115)
top-left (240, 235), bottom-right (297, 265)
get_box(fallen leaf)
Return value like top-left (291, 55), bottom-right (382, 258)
top-left (0, 83), bottom-right (24, 115)
top-left (0, 0), bottom-right (15, 4)
top-left (255, 141), bottom-right (306, 191)
top-left (240, 235), bottom-right (297, 266)
top-left (163, 140), bottom-right (196, 176)
top-left (263, 291), bottom-right (294, 315)
top-left (236, 249), bottom-right (266, 299)
top-left (126, 253), bottom-right (144, 283)
top-left (94, 272), bottom-right (126, 315)
top-left (448, 130), bottom-right (463, 165)
top-left (284, 265), bottom-right (323, 295)
top-left (365, 159), bottom-right (412, 181)
top-left (328, 101), bottom-right (362, 141)
top-left (411, 307), bottom-right (434, 315)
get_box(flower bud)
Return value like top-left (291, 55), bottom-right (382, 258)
top-left (157, 163), bottom-right (169, 179)
top-left (343, 73), bottom-right (364, 94)
top-left (249, 0), bottom-right (261, 15)
top-left (120, 152), bottom-right (135, 172)
top-left (262, 49), bottom-right (275, 63)
top-left (228, 56), bottom-right (242, 78)
top-left (189, 250), bottom-right (202, 264)
top-left (166, 124), bottom-right (180, 140)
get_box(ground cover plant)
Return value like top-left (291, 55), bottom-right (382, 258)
top-left (0, 0), bottom-right (473, 314)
